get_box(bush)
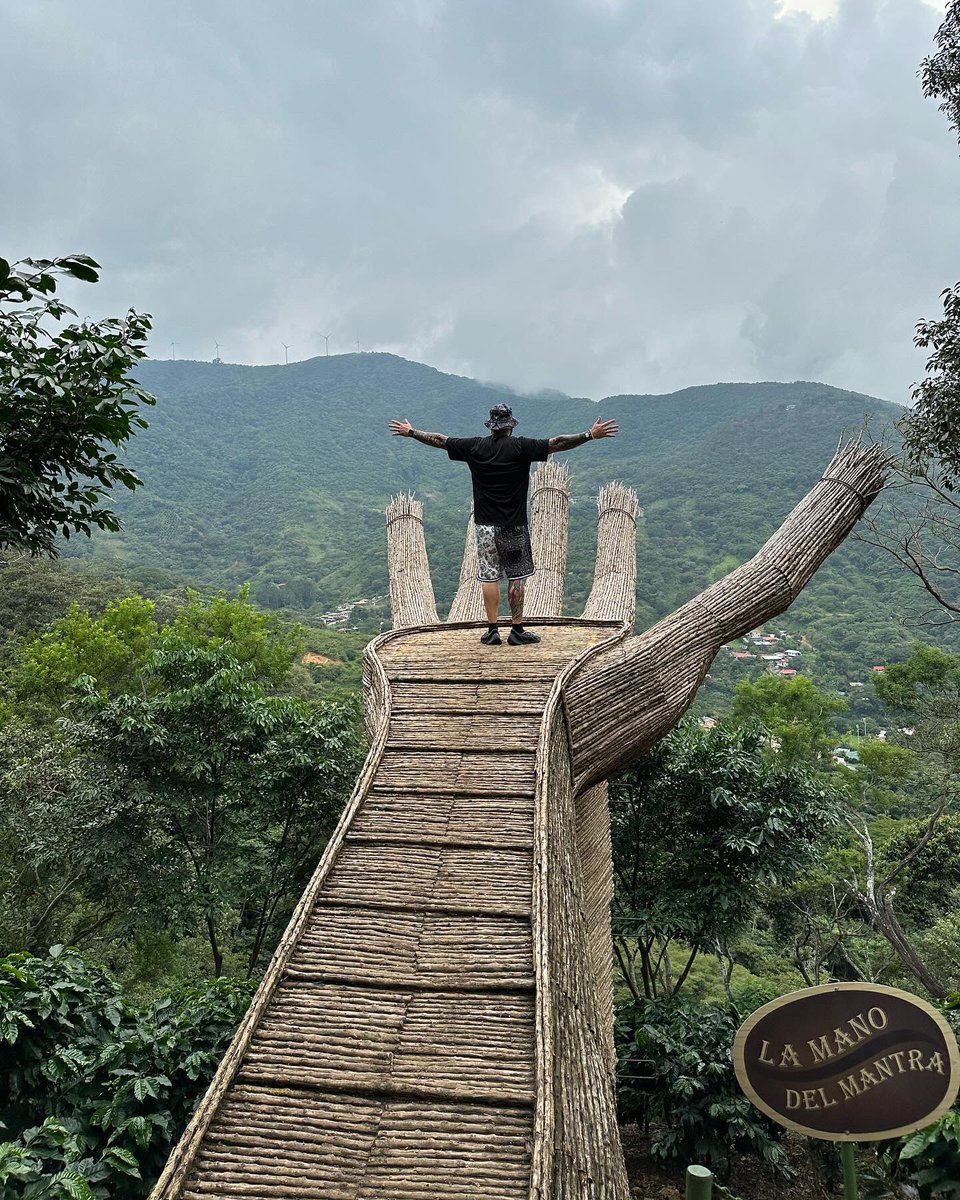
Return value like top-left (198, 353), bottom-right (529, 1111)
top-left (730, 975), bottom-right (784, 1016)
top-left (0, 947), bottom-right (254, 1198)
top-left (862, 1112), bottom-right (960, 1200)
top-left (615, 997), bottom-right (793, 1181)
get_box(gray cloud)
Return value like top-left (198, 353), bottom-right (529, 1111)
top-left (1, 0), bottom-right (956, 402)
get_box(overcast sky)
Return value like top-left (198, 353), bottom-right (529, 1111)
top-left (3, 0), bottom-right (956, 402)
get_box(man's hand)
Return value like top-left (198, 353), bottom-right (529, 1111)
top-left (548, 416), bottom-right (620, 454)
top-left (591, 416), bottom-right (619, 440)
top-left (389, 419), bottom-right (448, 449)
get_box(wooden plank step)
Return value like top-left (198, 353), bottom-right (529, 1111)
top-left (387, 712), bottom-right (541, 750)
top-left (288, 905), bottom-right (533, 990)
top-left (382, 659), bottom-right (572, 683)
top-left (375, 750), bottom-right (535, 794)
top-left (346, 833), bottom-right (531, 850)
top-left (390, 680), bottom-right (550, 715)
top-left (322, 842), bottom-right (531, 916)
top-left (181, 1083), bottom-right (531, 1200)
top-left (352, 790), bottom-right (533, 845)
top-left (241, 982), bottom-right (535, 1106)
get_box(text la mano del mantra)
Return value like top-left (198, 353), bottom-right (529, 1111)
top-left (757, 1005), bottom-right (948, 1113)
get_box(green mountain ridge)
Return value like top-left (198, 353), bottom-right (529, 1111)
top-left (62, 352), bottom-right (940, 689)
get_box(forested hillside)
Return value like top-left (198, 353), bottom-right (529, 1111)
top-left (61, 353), bottom-right (951, 686)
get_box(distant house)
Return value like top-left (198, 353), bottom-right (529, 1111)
top-left (731, 652), bottom-right (754, 659)
top-left (872, 665), bottom-right (886, 673)
top-left (785, 649), bottom-right (802, 658)
top-left (780, 668), bottom-right (798, 677)
top-left (832, 747), bottom-right (861, 763)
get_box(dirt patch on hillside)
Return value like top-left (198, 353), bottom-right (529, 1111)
top-left (302, 652), bottom-right (340, 665)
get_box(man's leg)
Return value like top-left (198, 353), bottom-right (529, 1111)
top-left (507, 577), bottom-right (540, 645)
top-left (508, 577), bottom-right (525, 624)
top-left (482, 581), bottom-right (500, 624)
top-left (476, 524), bottom-right (503, 645)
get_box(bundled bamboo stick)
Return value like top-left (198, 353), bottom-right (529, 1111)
top-left (385, 493), bottom-right (440, 629)
top-left (565, 439), bottom-right (889, 790)
top-left (525, 461), bottom-right (571, 619)
top-left (582, 481), bottom-right (640, 625)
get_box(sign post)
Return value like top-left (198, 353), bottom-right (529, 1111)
top-left (840, 1142), bottom-right (858, 1200)
top-left (733, 983), bottom-right (960, 1200)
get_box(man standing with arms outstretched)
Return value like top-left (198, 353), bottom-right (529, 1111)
top-left (388, 403), bottom-right (619, 645)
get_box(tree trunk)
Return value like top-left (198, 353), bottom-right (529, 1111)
top-left (207, 913), bottom-right (224, 978)
top-left (873, 896), bottom-right (948, 999)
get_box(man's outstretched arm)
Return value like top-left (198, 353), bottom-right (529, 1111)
top-left (548, 415), bottom-right (619, 454)
top-left (389, 418), bottom-right (448, 448)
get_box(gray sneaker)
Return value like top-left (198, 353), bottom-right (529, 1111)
top-left (508, 627), bottom-right (540, 645)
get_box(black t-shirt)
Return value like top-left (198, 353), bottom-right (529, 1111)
top-left (446, 434), bottom-right (550, 527)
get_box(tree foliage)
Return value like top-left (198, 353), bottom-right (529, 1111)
top-left (65, 643), bottom-right (361, 976)
top-left (730, 672), bottom-right (846, 764)
top-left (616, 998), bottom-right (792, 1181)
top-left (875, 644), bottom-right (960, 779)
top-left (0, 723), bottom-right (170, 956)
top-left (855, 2), bottom-right (960, 627)
top-left (0, 947), bottom-right (253, 1199)
top-left (610, 720), bottom-right (837, 1000)
top-left (7, 587), bottom-right (305, 718)
top-left (0, 588), bottom-right (359, 976)
top-left (878, 814), bottom-right (960, 927)
top-left (908, 2), bottom-right (960, 486)
top-left (0, 255), bottom-right (154, 555)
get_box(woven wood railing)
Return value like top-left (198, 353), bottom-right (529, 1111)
top-left (574, 780), bottom-right (616, 1071)
top-left (565, 440), bottom-right (889, 792)
top-left (531, 625), bottom-right (633, 1200)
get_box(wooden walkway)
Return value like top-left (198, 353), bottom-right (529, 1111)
top-left (153, 619), bottom-right (620, 1200)
top-left (151, 444), bottom-right (887, 1200)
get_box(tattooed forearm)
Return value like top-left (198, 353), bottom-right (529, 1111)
top-left (508, 578), bottom-right (525, 620)
top-left (410, 429), bottom-right (449, 449)
top-left (547, 431), bottom-right (591, 453)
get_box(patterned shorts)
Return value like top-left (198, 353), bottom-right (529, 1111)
top-left (475, 522), bottom-right (535, 583)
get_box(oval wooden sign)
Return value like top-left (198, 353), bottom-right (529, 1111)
top-left (734, 983), bottom-right (960, 1141)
